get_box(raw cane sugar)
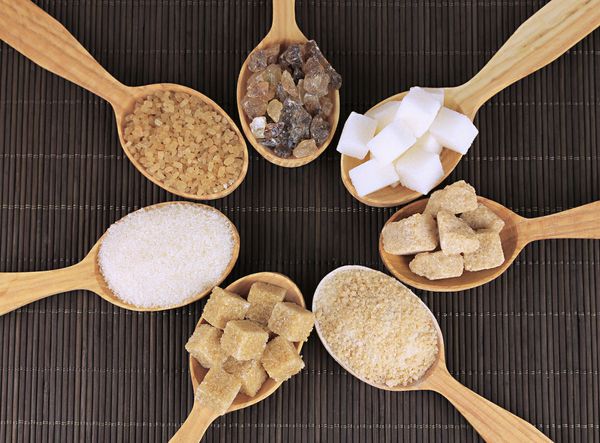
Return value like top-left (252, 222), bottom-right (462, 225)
top-left (267, 302), bottom-right (315, 342)
top-left (381, 213), bottom-right (438, 255)
top-left (246, 282), bottom-right (287, 325)
top-left (223, 358), bottom-right (268, 397)
top-left (260, 336), bottom-right (305, 382)
top-left (195, 367), bottom-right (241, 415)
top-left (220, 320), bottom-right (269, 361)
top-left (185, 324), bottom-right (228, 369)
top-left (409, 251), bottom-right (464, 280)
top-left (203, 287), bottom-right (251, 329)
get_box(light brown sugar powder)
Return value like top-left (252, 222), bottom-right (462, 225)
top-left (314, 267), bottom-right (439, 387)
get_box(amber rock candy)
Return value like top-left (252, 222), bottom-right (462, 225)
top-left (463, 230), bottom-right (505, 272)
top-left (460, 203), bottom-right (505, 233)
top-left (261, 336), bottom-right (305, 382)
top-left (409, 251), bottom-right (464, 280)
top-left (221, 320), bottom-right (269, 361)
top-left (185, 324), bottom-right (228, 369)
top-left (310, 116), bottom-right (330, 145)
top-left (246, 282), bottom-right (287, 325)
top-left (268, 302), bottom-right (315, 342)
top-left (437, 210), bottom-right (480, 255)
top-left (203, 287), bottom-right (250, 329)
top-left (267, 99), bottom-right (283, 122)
top-left (250, 117), bottom-right (267, 138)
top-left (223, 358), bottom-right (268, 397)
top-left (241, 95), bottom-right (268, 119)
top-left (195, 367), bottom-right (241, 415)
top-left (293, 139), bottom-right (318, 159)
top-left (381, 213), bottom-right (438, 255)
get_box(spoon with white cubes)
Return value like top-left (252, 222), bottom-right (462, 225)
top-left (338, 0), bottom-right (600, 207)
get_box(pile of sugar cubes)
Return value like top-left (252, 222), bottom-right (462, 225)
top-left (185, 282), bottom-right (315, 415)
top-left (381, 181), bottom-right (506, 280)
top-left (337, 87), bottom-right (479, 197)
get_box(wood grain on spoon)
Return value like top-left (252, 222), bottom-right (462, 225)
top-left (0, 202), bottom-right (240, 315)
top-left (236, 0), bottom-right (340, 168)
top-left (0, 0), bottom-right (248, 200)
top-left (341, 0), bottom-right (600, 207)
top-left (170, 272), bottom-right (306, 442)
top-left (313, 266), bottom-right (552, 442)
top-left (380, 198), bottom-right (600, 292)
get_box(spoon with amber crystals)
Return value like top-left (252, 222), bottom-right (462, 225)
top-left (0, 0), bottom-right (248, 200)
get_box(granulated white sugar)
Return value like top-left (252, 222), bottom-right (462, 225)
top-left (314, 266), bottom-right (439, 387)
top-left (98, 204), bottom-right (235, 308)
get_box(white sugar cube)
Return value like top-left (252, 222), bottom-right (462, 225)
top-left (365, 101), bottom-right (401, 133)
top-left (429, 107), bottom-right (478, 155)
top-left (394, 148), bottom-right (444, 195)
top-left (367, 121), bottom-right (416, 165)
top-left (336, 112), bottom-right (378, 159)
top-left (394, 87), bottom-right (442, 138)
top-left (422, 87), bottom-right (445, 105)
top-left (413, 132), bottom-right (442, 155)
top-left (349, 159), bottom-right (400, 197)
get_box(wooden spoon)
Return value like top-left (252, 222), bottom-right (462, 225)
top-left (0, 202), bottom-right (240, 315)
top-left (0, 0), bottom-right (248, 200)
top-left (313, 265), bottom-right (552, 442)
top-left (236, 0), bottom-right (340, 168)
top-left (380, 197), bottom-right (600, 292)
top-left (170, 272), bottom-right (306, 442)
top-left (341, 0), bottom-right (600, 207)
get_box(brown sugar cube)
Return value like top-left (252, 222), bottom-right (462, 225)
top-left (268, 302), bottom-right (315, 342)
top-left (460, 204), bottom-right (505, 233)
top-left (381, 213), bottom-right (438, 255)
top-left (203, 287), bottom-right (250, 329)
top-left (424, 180), bottom-right (478, 217)
top-left (221, 320), bottom-right (269, 360)
top-left (246, 282), bottom-right (287, 325)
top-left (463, 230), bottom-right (506, 271)
top-left (195, 367), bottom-right (241, 416)
top-left (185, 324), bottom-right (228, 369)
top-left (409, 251), bottom-right (464, 280)
top-left (261, 336), bottom-right (305, 382)
top-left (223, 357), bottom-right (268, 397)
top-left (437, 210), bottom-right (480, 255)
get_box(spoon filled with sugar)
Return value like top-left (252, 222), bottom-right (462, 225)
top-left (170, 272), bottom-right (308, 442)
top-left (0, 202), bottom-right (240, 315)
top-left (236, 0), bottom-right (341, 167)
top-left (340, 0), bottom-right (600, 207)
top-left (0, 0), bottom-right (248, 200)
top-left (380, 197), bottom-right (600, 292)
top-left (313, 266), bottom-right (552, 442)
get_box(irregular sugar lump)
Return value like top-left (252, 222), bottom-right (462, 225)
top-left (349, 158), bottom-right (400, 197)
top-left (422, 87), bottom-right (445, 106)
top-left (437, 210), bottom-right (480, 255)
top-left (336, 112), bottom-right (377, 159)
top-left (97, 204), bottom-right (235, 309)
top-left (394, 148), bottom-right (444, 195)
top-left (185, 324), bottom-right (228, 369)
top-left (409, 251), bottom-right (464, 280)
top-left (268, 302), bottom-right (315, 342)
top-left (413, 132), bottom-right (442, 155)
top-left (203, 287), bottom-right (250, 329)
top-left (365, 101), bottom-right (401, 133)
top-left (223, 358), bottom-right (268, 397)
top-left (367, 121), bottom-right (416, 165)
top-left (261, 336), bottom-right (305, 382)
top-left (220, 320), bottom-right (269, 361)
top-left (394, 87), bottom-right (442, 138)
top-left (463, 230), bottom-right (505, 272)
top-left (381, 213), bottom-right (438, 255)
top-left (460, 203), bottom-right (505, 232)
top-left (246, 282), bottom-right (287, 325)
top-left (424, 180), bottom-right (478, 217)
top-left (195, 367), bottom-right (241, 416)
top-left (429, 107), bottom-right (478, 155)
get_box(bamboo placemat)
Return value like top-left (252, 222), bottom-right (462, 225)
top-left (0, 0), bottom-right (599, 441)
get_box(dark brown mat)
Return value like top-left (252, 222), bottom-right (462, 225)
top-left (1, 0), bottom-right (599, 441)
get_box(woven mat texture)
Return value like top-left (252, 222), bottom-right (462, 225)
top-left (1, 0), bottom-right (599, 442)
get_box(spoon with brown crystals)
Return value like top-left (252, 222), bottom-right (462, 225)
top-left (0, 0), bottom-right (248, 200)
top-left (313, 266), bottom-right (552, 442)
top-left (236, 0), bottom-right (341, 167)
top-left (380, 197), bottom-right (600, 292)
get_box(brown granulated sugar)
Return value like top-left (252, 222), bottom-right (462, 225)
top-left (315, 267), bottom-right (439, 387)
top-left (123, 91), bottom-right (245, 197)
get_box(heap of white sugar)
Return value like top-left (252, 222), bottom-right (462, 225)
top-left (98, 204), bottom-right (235, 308)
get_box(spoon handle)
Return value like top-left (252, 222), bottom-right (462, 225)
top-left (0, 0), bottom-right (131, 109)
top-left (452, 0), bottom-right (600, 118)
top-left (169, 402), bottom-right (216, 443)
top-left (268, 0), bottom-right (305, 40)
top-left (522, 201), bottom-right (600, 243)
top-left (429, 370), bottom-right (552, 442)
top-left (0, 260), bottom-right (93, 316)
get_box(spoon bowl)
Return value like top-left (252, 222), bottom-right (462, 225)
top-left (313, 265), bottom-right (551, 442)
top-left (236, 0), bottom-right (340, 168)
top-left (0, 0), bottom-right (249, 200)
top-left (380, 198), bottom-right (600, 292)
top-left (341, 0), bottom-right (600, 207)
top-left (0, 202), bottom-right (240, 315)
top-left (170, 272), bottom-right (306, 442)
